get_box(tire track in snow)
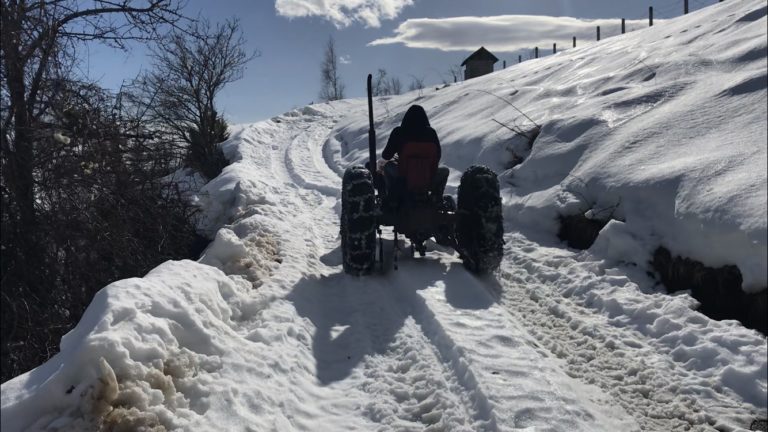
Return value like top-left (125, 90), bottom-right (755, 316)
top-left (387, 279), bottom-right (499, 431)
top-left (395, 254), bottom-right (637, 431)
top-left (495, 232), bottom-right (761, 431)
top-left (275, 110), bottom-right (498, 430)
top-left (228, 106), bottom-right (499, 430)
top-left (227, 105), bottom-right (645, 431)
top-left (280, 117), bottom-right (344, 253)
top-left (359, 316), bottom-right (492, 431)
top-left (282, 115), bottom-right (343, 198)
top-left (312, 275), bottom-right (494, 431)
top-left (285, 108), bottom-right (505, 429)
top-left (272, 108), bottom-right (633, 430)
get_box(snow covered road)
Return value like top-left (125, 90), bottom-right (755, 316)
top-left (195, 97), bottom-right (763, 431)
top-left (206, 102), bottom-right (640, 431)
top-left (158, 97), bottom-right (765, 430)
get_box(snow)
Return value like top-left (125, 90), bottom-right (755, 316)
top-left (334, 2), bottom-right (768, 291)
top-left (2, 1), bottom-right (766, 431)
top-left (0, 260), bottom-right (254, 431)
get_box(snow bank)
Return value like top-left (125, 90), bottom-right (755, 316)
top-left (498, 231), bottom-right (768, 430)
top-left (331, 0), bottom-right (767, 291)
top-left (0, 261), bottom-right (258, 431)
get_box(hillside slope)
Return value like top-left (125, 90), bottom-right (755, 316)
top-left (330, 0), bottom-right (767, 292)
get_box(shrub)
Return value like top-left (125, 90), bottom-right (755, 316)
top-left (187, 113), bottom-right (230, 180)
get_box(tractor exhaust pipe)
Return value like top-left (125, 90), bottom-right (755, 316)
top-left (367, 73), bottom-right (376, 176)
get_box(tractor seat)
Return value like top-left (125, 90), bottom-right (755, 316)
top-left (398, 141), bottom-right (439, 196)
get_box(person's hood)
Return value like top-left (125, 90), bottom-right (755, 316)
top-left (400, 105), bottom-right (430, 129)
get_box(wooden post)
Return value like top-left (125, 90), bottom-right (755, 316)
top-left (518, 55), bottom-right (522, 63)
top-left (503, 60), bottom-right (506, 68)
top-left (622, 18), bottom-right (626, 34)
top-left (597, 26), bottom-right (601, 41)
top-left (573, 36), bottom-right (576, 48)
top-left (553, 43), bottom-right (557, 54)
top-left (534, 47), bottom-right (538, 58)
top-left (684, 0), bottom-right (689, 14)
top-left (649, 6), bottom-right (654, 26)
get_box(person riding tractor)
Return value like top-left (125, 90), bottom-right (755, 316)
top-left (340, 74), bottom-right (504, 275)
top-left (377, 105), bottom-right (449, 210)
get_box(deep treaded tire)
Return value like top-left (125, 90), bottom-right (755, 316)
top-left (457, 165), bottom-right (503, 273)
top-left (341, 166), bottom-right (377, 275)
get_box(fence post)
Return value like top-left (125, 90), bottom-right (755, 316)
top-left (597, 26), bottom-right (601, 41)
top-left (649, 6), bottom-right (654, 26)
top-left (534, 47), bottom-right (538, 58)
top-left (622, 18), bottom-right (626, 34)
top-left (573, 36), bottom-right (576, 48)
top-left (684, 0), bottom-right (689, 14)
top-left (518, 55), bottom-right (522, 63)
top-left (553, 43), bottom-right (557, 54)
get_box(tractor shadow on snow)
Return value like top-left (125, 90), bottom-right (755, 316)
top-left (287, 246), bottom-right (500, 385)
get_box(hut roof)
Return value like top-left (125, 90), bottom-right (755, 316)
top-left (461, 47), bottom-right (499, 66)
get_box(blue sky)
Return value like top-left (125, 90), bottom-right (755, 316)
top-left (84, 0), bottom-right (720, 123)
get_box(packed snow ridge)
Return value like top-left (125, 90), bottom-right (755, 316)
top-left (2, 1), bottom-right (766, 431)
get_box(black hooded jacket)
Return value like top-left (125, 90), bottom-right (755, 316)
top-left (382, 105), bottom-right (441, 161)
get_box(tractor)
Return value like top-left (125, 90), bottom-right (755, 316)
top-left (340, 74), bottom-right (504, 275)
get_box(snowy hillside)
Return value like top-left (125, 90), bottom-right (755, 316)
top-left (330, 1), bottom-right (768, 292)
top-left (2, 1), bottom-right (766, 431)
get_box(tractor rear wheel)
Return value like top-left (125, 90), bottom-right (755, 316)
top-left (456, 165), bottom-right (504, 274)
top-left (341, 166), bottom-right (377, 275)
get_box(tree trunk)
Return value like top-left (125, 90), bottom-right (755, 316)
top-left (1, 3), bottom-right (39, 243)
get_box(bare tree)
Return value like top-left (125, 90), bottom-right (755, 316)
top-left (319, 35), bottom-right (345, 101)
top-left (389, 76), bottom-right (402, 95)
top-left (372, 68), bottom-right (402, 96)
top-left (408, 75), bottom-right (425, 91)
top-left (0, 0), bottom-right (209, 383)
top-left (0, 76), bottom-right (205, 382)
top-left (139, 18), bottom-right (256, 179)
top-left (372, 68), bottom-right (388, 96)
top-left (442, 64), bottom-right (463, 84)
top-left (408, 75), bottom-right (425, 97)
top-left (1, 0), bottom-right (184, 236)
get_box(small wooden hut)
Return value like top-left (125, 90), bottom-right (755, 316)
top-left (461, 47), bottom-right (499, 80)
